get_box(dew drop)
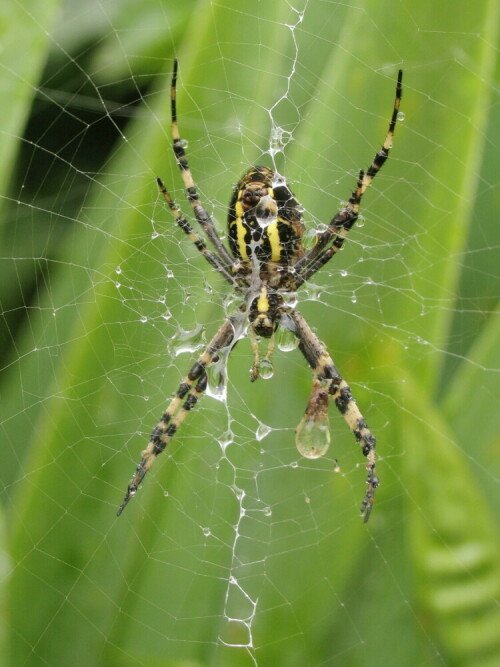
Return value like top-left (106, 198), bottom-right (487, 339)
top-left (232, 486), bottom-right (244, 501)
top-left (295, 415), bottom-right (331, 459)
top-left (302, 227), bottom-right (317, 250)
top-left (206, 362), bottom-right (227, 402)
top-left (277, 327), bottom-right (298, 352)
top-left (140, 315), bottom-right (148, 323)
top-left (202, 527), bottom-right (211, 537)
top-left (263, 506), bottom-right (272, 517)
top-left (397, 111), bottom-right (405, 122)
top-left (256, 422), bottom-right (272, 441)
top-left (256, 195), bottom-right (277, 229)
top-left (282, 292), bottom-right (298, 309)
top-left (258, 359), bottom-right (274, 379)
top-left (218, 430), bottom-right (233, 449)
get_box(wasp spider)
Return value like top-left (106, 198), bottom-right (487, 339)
top-left (117, 61), bottom-right (403, 522)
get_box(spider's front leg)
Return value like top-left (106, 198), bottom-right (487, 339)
top-left (117, 318), bottom-right (236, 515)
top-left (293, 69), bottom-right (403, 286)
top-left (287, 309), bottom-right (378, 522)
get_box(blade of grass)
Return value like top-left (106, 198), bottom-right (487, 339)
top-left (403, 373), bottom-right (500, 665)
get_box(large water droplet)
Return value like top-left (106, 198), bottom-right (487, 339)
top-left (277, 327), bottom-right (298, 352)
top-left (258, 359), bottom-right (274, 379)
top-left (206, 363), bottom-right (227, 402)
top-left (295, 415), bottom-right (331, 459)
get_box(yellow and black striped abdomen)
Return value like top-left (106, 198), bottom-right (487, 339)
top-left (228, 166), bottom-right (305, 266)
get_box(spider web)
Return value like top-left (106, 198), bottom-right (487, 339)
top-left (2, 0), bottom-right (499, 665)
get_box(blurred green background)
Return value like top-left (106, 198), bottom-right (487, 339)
top-left (1, 0), bottom-right (499, 665)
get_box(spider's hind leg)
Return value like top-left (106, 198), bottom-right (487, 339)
top-left (287, 309), bottom-right (378, 522)
top-left (117, 317), bottom-right (235, 515)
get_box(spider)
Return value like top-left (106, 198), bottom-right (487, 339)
top-left (117, 60), bottom-right (403, 522)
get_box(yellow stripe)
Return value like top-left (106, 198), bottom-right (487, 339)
top-left (234, 200), bottom-right (248, 260)
top-left (266, 219), bottom-right (282, 262)
top-left (257, 285), bottom-right (269, 313)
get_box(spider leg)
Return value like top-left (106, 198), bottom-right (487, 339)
top-left (285, 309), bottom-right (378, 522)
top-left (157, 177), bottom-right (238, 289)
top-left (170, 60), bottom-right (234, 268)
top-left (294, 70), bottom-right (403, 284)
top-left (117, 317), bottom-right (236, 515)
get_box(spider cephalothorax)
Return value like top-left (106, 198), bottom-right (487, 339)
top-left (117, 60), bottom-right (403, 522)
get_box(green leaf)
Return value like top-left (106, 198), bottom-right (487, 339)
top-left (404, 373), bottom-right (500, 666)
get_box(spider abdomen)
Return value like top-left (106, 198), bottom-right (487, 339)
top-left (228, 166), bottom-right (305, 268)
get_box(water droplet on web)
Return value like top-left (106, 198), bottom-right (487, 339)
top-left (223, 292), bottom-right (240, 311)
top-left (357, 215), bottom-right (365, 228)
top-left (263, 506), bottom-right (272, 517)
top-left (340, 269), bottom-right (348, 277)
top-left (206, 370), bottom-right (227, 402)
top-left (232, 486), bottom-right (244, 501)
top-left (282, 292), bottom-right (298, 309)
top-left (258, 359), bottom-right (274, 379)
top-left (140, 315), bottom-right (148, 323)
top-left (351, 294), bottom-right (357, 304)
top-left (175, 323), bottom-right (203, 342)
top-left (202, 527), bottom-right (211, 537)
top-left (302, 227), bottom-right (317, 250)
top-left (180, 138), bottom-right (189, 149)
top-left (295, 415), bottom-right (331, 459)
top-left (151, 231), bottom-right (160, 240)
top-left (256, 422), bottom-right (272, 441)
top-left (115, 266), bottom-right (122, 275)
top-left (277, 327), bottom-right (298, 352)
top-left (397, 111), bottom-right (405, 122)
top-left (256, 214), bottom-right (272, 229)
top-left (304, 284), bottom-right (322, 301)
top-left (217, 430), bottom-right (233, 449)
